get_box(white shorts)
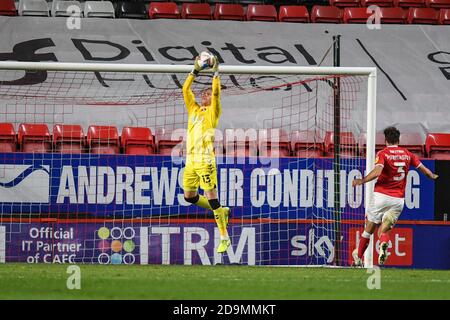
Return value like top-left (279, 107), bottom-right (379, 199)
top-left (366, 192), bottom-right (404, 225)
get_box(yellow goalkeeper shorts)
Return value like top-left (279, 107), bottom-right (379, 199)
top-left (183, 160), bottom-right (218, 192)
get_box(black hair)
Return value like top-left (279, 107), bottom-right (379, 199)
top-left (383, 126), bottom-right (400, 145)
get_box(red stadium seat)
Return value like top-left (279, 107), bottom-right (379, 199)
top-left (399, 132), bottom-right (425, 158)
top-left (361, 0), bottom-right (394, 6)
top-left (258, 129), bottom-right (291, 158)
top-left (155, 127), bottom-right (184, 156)
top-left (291, 130), bottom-right (324, 158)
top-left (439, 8), bottom-right (450, 22)
top-left (278, 6), bottom-right (309, 23)
top-left (148, 2), bottom-right (180, 19)
top-left (18, 123), bottom-right (51, 153)
top-left (0, 123), bottom-right (16, 152)
top-left (0, 0), bottom-right (16, 16)
top-left (121, 127), bottom-right (155, 155)
top-left (425, 133), bottom-right (450, 159)
top-left (329, 0), bottom-right (361, 8)
top-left (181, 3), bottom-right (211, 20)
top-left (359, 132), bottom-right (386, 156)
top-left (213, 4), bottom-right (245, 21)
top-left (311, 6), bottom-right (342, 23)
top-left (426, 0), bottom-right (450, 8)
top-left (394, 0), bottom-right (425, 7)
top-left (324, 131), bottom-right (358, 157)
top-left (224, 128), bottom-right (258, 157)
top-left (379, 7), bottom-right (408, 23)
top-left (87, 125), bottom-right (120, 154)
top-left (246, 4), bottom-right (278, 22)
top-left (53, 124), bottom-right (84, 154)
top-left (407, 7), bottom-right (439, 23)
top-left (343, 7), bottom-right (373, 23)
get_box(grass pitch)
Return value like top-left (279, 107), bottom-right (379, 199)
top-left (0, 263), bottom-right (449, 300)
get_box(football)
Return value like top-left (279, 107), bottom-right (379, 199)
top-left (198, 51), bottom-right (215, 69)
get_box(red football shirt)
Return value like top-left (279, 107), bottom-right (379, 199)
top-left (374, 145), bottom-right (422, 198)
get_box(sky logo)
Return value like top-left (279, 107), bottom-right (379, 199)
top-left (0, 164), bottom-right (50, 203)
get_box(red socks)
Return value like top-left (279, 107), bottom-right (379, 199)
top-left (379, 232), bottom-right (390, 244)
top-left (358, 231), bottom-right (371, 258)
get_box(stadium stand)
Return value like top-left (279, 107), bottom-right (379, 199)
top-left (398, 132), bottom-right (425, 158)
top-left (18, 123), bottom-right (51, 153)
top-left (425, 133), bottom-right (450, 159)
top-left (324, 131), bottom-right (357, 157)
top-left (84, 1), bottom-right (115, 18)
top-left (181, 3), bottom-right (212, 20)
top-left (329, 0), bottom-right (361, 8)
top-left (246, 4), bottom-right (278, 21)
top-left (426, 0), bottom-right (450, 8)
top-left (311, 5), bottom-right (342, 23)
top-left (121, 127), bottom-right (156, 155)
top-left (291, 130), bottom-right (324, 158)
top-left (343, 7), bottom-right (373, 23)
top-left (148, 2), bottom-right (180, 19)
top-left (439, 8), bottom-right (450, 22)
top-left (361, 0), bottom-right (394, 6)
top-left (53, 124), bottom-right (85, 154)
top-left (87, 125), bottom-right (120, 154)
top-left (115, 1), bottom-right (148, 19)
top-left (213, 3), bottom-right (245, 20)
top-left (224, 128), bottom-right (258, 157)
top-left (358, 132), bottom-right (386, 156)
top-left (0, 123), bottom-right (16, 153)
top-left (155, 127), bottom-right (184, 156)
top-left (18, 0), bottom-right (49, 17)
top-left (394, 0), bottom-right (425, 7)
top-left (379, 7), bottom-right (408, 23)
top-left (258, 129), bottom-right (291, 157)
top-left (278, 5), bottom-right (310, 22)
top-left (407, 7), bottom-right (439, 23)
top-left (0, 0), bottom-right (17, 16)
top-left (52, 1), bottom-right (82, 17)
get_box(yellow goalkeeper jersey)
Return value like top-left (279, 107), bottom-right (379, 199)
top-left (182, 73), bottom-right (221, 163)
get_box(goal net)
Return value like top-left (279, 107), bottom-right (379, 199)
top-left (0, 62), bottom-right (376, 267)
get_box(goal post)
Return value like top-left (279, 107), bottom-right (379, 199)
top-left (0, 61), bottom-right (376, 267)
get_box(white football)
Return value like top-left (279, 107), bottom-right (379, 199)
top-left (198, 51), bottom-right (215, 69)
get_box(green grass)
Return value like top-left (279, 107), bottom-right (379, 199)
top-left (0, 263), bottom-right (449, 300)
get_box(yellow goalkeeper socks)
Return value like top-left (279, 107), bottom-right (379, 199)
top-left (194, 194), bottom-right (212, 210)
top-left (213, 207), bottom-right (229, 240)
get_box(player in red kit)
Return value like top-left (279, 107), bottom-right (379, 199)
top-left (352, 127), bottom-right (438, 266)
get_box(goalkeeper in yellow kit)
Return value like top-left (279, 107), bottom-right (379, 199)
top-left (182, 54), bottom-right (231, 254)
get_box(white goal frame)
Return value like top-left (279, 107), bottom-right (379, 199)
top-left (0, 61), bottom-right (377, 268)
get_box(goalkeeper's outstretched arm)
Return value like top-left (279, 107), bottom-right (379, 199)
top-left (211, 57), bottom-right (221, 118)
top-left (182, 57), bottom-right (202, 113)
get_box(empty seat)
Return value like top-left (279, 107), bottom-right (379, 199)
top-left (181, 3), bottom-right (211, 20)
top-left (311, 6), bottom-right (342, 23)
top-left (361, 0), bottom-right (394, 6)
top-left (407, 7), bottom-right (439, 23)
top-left (0, 123), bottom-right (16, 153)
top-left (324, 131), bottom-right (358, 157)
top-left (359, 132), bottom-right (386, 156)
top-left (379, 7), bottom-right (407, 23)
top-left (84, 1), bottom-right (114, 18)
top-left (155, 127), bottom-right (184, 156)
top-left (87, 125), bottom-right (119, 154)
top-left (116, 1), bottom-right (147, 19)
top-left (148, 2), bottom-right (180, 19)
top-left (213, 4), bottom-right (245, 20)
top-left (18, 123), bottom-right (51, 153)
top-left (439, 8), bottom-right (450, 23)
top-left (329, 0), bottom-right (361, 7)
top-left (52, 1), bottom-right (82, 17)
top-left (121, 127), bottom-right (155, 155)
top-left (399, 132), bottom-right (424, 158)
top-left (53, 124), bottom-right (84, 154)
top-left (291, 130), bottom-right (324, 158)
top-left (258, 129), bottom-right (291, 157)
top-left (246, 4), bottom-right (278, 22)
top-left (18, 0), bottom-right (49, 17)
top-left (224, 128), bottom-right (258, 157)
top-left (0, 0), bottom-right (17, 16)
top-left (394, 0), bottom-right (425, 7)
top-left (426, 0), bottom-right (450, 8)
top-left (425, 133), bottom-right (450, 159)
top-left (278, 5), bottom-right (309, 22)
top-left (343, 7), bottom-right (373, 23)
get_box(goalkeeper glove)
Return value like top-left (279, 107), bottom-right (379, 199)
top-left (191, 56), bottom-right (202, 76)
